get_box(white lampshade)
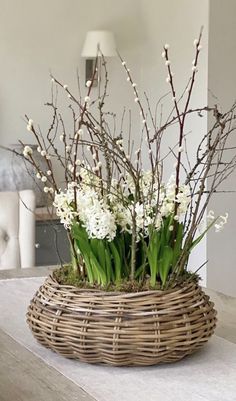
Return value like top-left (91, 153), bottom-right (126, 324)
top-left (81, 30), bottom-right (116, 58)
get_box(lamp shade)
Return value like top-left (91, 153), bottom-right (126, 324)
top-left (81, 30), bottom-right (116, 58)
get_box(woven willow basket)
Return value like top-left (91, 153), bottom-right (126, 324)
top-left (27, 275), bottom-right (217, 366)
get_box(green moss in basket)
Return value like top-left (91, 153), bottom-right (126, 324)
top-left (53, 264), bottom-right (199, 293)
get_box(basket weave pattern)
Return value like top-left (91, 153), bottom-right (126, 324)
top-left (27, 275), bottom-right (217, 366)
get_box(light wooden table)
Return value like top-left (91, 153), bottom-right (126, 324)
top-left (0, 267), bottom-right (94, 401)
top-left (0, 267), bottom-right (235, 401)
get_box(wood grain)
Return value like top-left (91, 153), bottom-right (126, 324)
top-left (0, 328), bottom-right (95, 401)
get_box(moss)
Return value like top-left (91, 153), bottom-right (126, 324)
top-left (53, 265), bottom-right (200, 293)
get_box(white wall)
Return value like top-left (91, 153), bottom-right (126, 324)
top-left (0, 0), bottom-right (209, 282)
top-left (207, 0), bottom-right (236, 296)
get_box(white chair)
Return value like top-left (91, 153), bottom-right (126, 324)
top-left (0, 190), bottom-right (36, 269)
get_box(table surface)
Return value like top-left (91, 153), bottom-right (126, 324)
top-left (0, 267), bottom-right (235, 401)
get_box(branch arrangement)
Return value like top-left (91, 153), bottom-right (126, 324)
top-left (20, 32), bottom-right (236, 289)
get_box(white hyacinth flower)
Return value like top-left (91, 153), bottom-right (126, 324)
top-left (215, 213), bottom-right (228, 232)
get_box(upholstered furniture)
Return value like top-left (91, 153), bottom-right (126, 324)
top-left (0, 190), bottom-right (36, 269)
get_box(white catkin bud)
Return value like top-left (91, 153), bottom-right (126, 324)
top-left (165, 60), bottom-right (171, 66)
top-left (164, 44), bottom-right (170, 50)
top-left (68, 94), bottom-right (72, 99)
top-left (44, 187), bottom-right (49, 193)
top-left (59, 134), bottom-right (64, 142)
top-left (97, 161), bottom-right (102, 168)
top-left (36, 172), bottom-right (41, 179)
top-left (78, 128), bottom-right (83, 136)
top-left (23, 146), bottom-right (33, 157)
top-left (46, 154), bottom-right (50, 160)
top-left (166, 76), bottom-right (171, 83)
top-left (169, 225), bottom-right (174, 231)
top-left (197, 45), bottom-right (202, 51)
top-left (49, 188), bottom-right (54, 194)
top-left (122, 61), bottom-right (126, 66)
top-left (134, 97), bottom-right (139, 103)
top-left (37, 146), bottom-right (41, 153)
top-left (63, 84), bottom-right (68, 89)
top-left (193, 39), bottom-right (198, 47)
top-left (86, 80), bottom-right (92, 87)
top-left (41, 176), bottom-right (47, 183)
top-left (132, 83), bottom-right (137, 87)
top-left (51, 77), bottom-right (55, 83)
top-left (66, 145), bottom-right (71, 153)
top-left (84, 96), bottom-right (90, 102)
top-left (161, 51), bottom-right (166, 58)
top-left (41, 150), bottom-right (46, 157)
top-left (47, 170), bottom-right (52, 176)
top-left (127, 77), bottom-right (130, 82)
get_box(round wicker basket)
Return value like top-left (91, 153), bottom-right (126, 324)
top-left (27, 275), bottom-right (217, 366)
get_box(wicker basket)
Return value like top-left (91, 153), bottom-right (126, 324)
top-left (26, 275), bottom-right (217, 366)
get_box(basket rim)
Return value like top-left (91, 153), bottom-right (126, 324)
top-left (42, 274), bottom-right (201, 300)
